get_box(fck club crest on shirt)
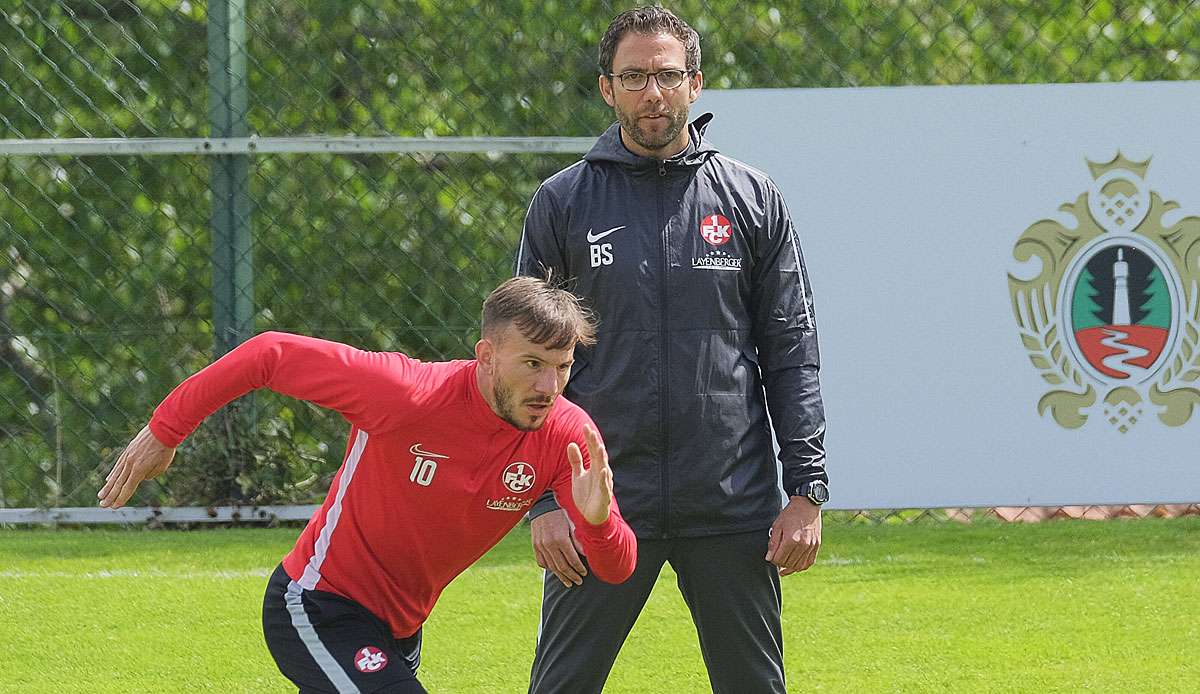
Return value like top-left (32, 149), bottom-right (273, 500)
top-left (693, 213), bottom-right (742, 271)
top-left (486, 461), bottom-right (537, 512)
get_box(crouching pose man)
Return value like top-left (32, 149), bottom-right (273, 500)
top-left (99, 276), bottom-right (636, 693)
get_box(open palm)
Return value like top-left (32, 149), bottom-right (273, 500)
top-left (568, 424), bottom-right (613, 525)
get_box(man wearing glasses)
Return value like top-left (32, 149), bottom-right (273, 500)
top-left (516, 6), bottom-right (828, 693)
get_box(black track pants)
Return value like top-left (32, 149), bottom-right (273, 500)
top-left (529, 529), bottom-right (786, 694)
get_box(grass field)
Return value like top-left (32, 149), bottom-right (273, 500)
top-left (1, 517), bottom-right (1197, 692)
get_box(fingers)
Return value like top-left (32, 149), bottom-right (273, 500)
top-left (533, 546), bottom-right (583, 589)
top-left (583, 425), bottom-right (608, 473)
top-left (109, 468), bottom-right (145, 510)
top-left (771, 532), bottom-right (821, 575)
top-left (569, 425), bottom-right (609, 476)
top-left (567, 441), bottom-right (583, 477)
top-left (549, 567), bottom-right (580, 588)
top-left (545, 545), bottom-right (587, 587)
top-left (797, 535), bottom-right (820, 570)
top-left (99, 434), bottom-right (137, 508)
top-left (99, 426), bottom-right (176, 509)
top-left (99, 452), bottom-right (137, 509)
top-left (97, 451), bottom-right (126, 505)
top-left (530, 510), bottom-right (587, 587)
top-left (99, 448), bottom-right (143, 509)
top-left (765, 525), bottom-right (781, 562)
top-left (771, 537), bottom-right (802, 572)
top-left (533, 535), bottom-right (587, 587)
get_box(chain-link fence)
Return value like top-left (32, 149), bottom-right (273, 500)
top-left (3, 1), bottom-right (1199, 516)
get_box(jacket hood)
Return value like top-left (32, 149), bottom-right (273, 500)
top-left (584, 112), bottom-right (719, 168)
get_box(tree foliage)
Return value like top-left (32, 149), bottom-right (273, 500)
top-left (1072, 267), bottom-right (1103, 331)
top-left (1140, 265), bottom-right (1172, 329)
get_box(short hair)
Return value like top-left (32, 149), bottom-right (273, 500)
top-left (481, 276), bottom-right (597, 350)
top-left (599, 6), bottom-right (702, 75)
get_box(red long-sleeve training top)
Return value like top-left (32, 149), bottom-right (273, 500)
top-left (149, 331), bottom-right (637, 638)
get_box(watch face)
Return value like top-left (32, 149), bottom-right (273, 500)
top-left (807, 481), bottom-right (829, 504)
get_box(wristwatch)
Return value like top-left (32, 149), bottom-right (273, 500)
top-left (794, 480), bottom-right (829, 506)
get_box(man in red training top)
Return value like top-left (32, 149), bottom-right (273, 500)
top-left (97, 276), bottom-right (637, 693)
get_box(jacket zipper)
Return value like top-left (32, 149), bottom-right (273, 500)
top-left (657, 159), bottom-right (670, 536)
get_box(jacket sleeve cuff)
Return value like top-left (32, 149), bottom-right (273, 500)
top-left (782, 466), bottom-right (829, 496)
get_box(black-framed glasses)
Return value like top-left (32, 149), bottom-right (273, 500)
top-left (608, 69), bottom-right (691, 91)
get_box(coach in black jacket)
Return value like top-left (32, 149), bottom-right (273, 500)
top-left (516, 7), bottom-right (827, 694)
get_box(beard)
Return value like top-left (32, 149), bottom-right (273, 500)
top-left (615, 101), bottom-right (690, 154)
top-left (492, 376), bottom-right (553, 432)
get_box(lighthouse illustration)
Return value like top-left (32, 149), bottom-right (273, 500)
top-left (1111, 249), bottom-right (1130, 326)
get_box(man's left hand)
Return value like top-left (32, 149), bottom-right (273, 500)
top-left (765, 496), bottom-right (822, 575)
top-left (568, 425), bottom-right (613, 526)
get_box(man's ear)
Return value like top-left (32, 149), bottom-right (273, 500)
top-left (599, 73), bottom-right (615, 107)
top-left (475, 338), bottom-right (494, 369)
top-left (689, 70), bottom-right (703, 104)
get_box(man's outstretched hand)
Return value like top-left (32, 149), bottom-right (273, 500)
top-left (568, 425), bottom-right (613, 526)
top-left (98, 425), bottom-right (175, 509)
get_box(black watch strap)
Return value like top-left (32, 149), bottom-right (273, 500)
top-left (795, 480), bottom-right (829, 505)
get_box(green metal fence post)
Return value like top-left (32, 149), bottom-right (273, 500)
top-left (207, 0), bottom-right (254, 503)
top-left (208, 0), bottom-right (253, 356)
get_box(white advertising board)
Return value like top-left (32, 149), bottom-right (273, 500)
top-left (699, 82), bottom-right (1200, 508)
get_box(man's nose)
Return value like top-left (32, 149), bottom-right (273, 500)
top-left (641, 78), bottom-right (664, 101)
top-left (533, 369), bottom-right (558, 394)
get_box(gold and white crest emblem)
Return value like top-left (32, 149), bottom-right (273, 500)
top-left (1008, 154), bottom-right (1200, 432)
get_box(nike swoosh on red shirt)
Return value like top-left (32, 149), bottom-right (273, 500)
top-left (409, 443), bottom-right (449, 459)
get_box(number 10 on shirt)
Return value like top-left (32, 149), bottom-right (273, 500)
top-left (409, 456), bottom-right (437, 486)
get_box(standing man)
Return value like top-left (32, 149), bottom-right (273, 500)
top-left (516, 7), bottom-right (827, 693)
top-left (98, 277), bottom-right (636, 693)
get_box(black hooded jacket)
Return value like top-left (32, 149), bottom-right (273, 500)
top-left (517, 114), bottom-right (827, 538)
